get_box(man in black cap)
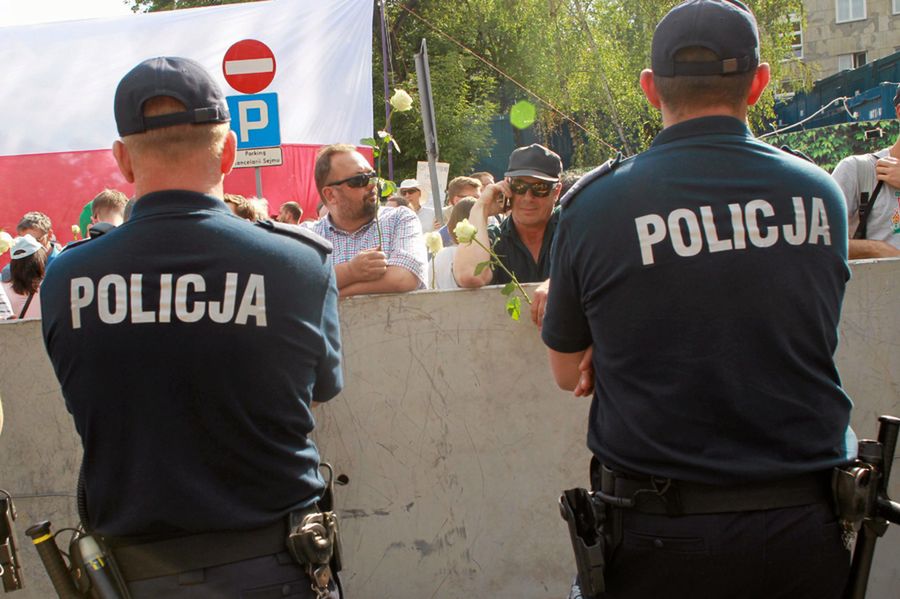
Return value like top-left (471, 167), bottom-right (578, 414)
top-left (831, 85), bottom-right (900, 259)
top-left (40, 57), bottom-right (342, 598)
top-left (543, 2), bottom-right (854, 597)
top-left (454, 143), bottom-right (562, 288)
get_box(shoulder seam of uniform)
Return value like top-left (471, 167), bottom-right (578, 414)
top-left (560, 153), bottom-right (624, 209)
top-left (255, 220), bottom-right (333, 254)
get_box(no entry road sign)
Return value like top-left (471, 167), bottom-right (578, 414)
top-left (222, 39), bottom-right (276, 94)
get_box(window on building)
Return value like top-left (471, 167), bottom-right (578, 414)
top-left (789, 16), bottom-right (803, 59)
top-left (836, 0), bottom-right (866, 23)
top-left (837, 51), bottom-right (868, 71)
top-left (893, 0), bottom-right (900, 14)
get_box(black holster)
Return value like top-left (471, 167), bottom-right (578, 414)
top-left (286, 463), bottom-right (343, 597)
top-left (559, 488), bottom-right (609, 598)
top-left (559, 459), bottom-right (624, 599)
top-left (0, 490), bottom-right (24, 592)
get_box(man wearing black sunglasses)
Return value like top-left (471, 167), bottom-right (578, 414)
top-left (453, 143), bottom-right (562, 289)
top-left (308, 144), bottom-right (427, 297)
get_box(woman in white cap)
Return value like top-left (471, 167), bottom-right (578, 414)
top-left (2, 234), bottom-right (47, 319)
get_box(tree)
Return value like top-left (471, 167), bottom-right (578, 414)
top-left (384, 0), bottom-right (811, 166)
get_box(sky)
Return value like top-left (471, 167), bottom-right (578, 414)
top-left (0, 0), bottom-right (134, 27)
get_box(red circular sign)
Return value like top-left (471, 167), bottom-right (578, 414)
top-left (222, 39), bottom-right (276, 94)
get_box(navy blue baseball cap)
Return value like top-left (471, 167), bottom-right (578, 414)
top-left (651, 0), bottom-right (760, 77)
top-left (114, 56), bottom-right (230, 137)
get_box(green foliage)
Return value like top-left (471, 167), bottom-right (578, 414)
top-left (763, 121), bottom-right (899, 172)
top-left (129, 0), bottom-right (261, 12)
top-left (376, 50), bottom-right (498, 179)
top-left (506, 296), bottom-right (521, 321)
top-left (384, 0), bottom-right (810, 168)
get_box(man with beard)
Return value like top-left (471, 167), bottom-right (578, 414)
top-left (308, 144), bottom-right (427, 297)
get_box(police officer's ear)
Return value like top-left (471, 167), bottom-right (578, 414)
top-left (746, 63), bottom-right (771, 106)
top-left (220, 130), bottom-right (237, 176)
top-left (639, 69), bottom-right (662, 110)
top-left (112, 140), bottom-right (135, 184)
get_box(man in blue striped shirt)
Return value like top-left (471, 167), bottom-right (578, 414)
top-left (308, 144), bottom-right (427, 297)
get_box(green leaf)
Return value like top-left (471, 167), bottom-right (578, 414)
top-left (360, 137), bottom-right (378, 148)
top-left (380, 179), bottom-right (397, 197)
top-left (506, 296), bottom-right (521, 321)
top-left (377, 131), bottom-right (392, 141)
top-left (501, 282), bottom-right (516, 296)
top-left (371, 147), bottom-right (381, 159)
top-left (474, 261), bottom-right (492, 276)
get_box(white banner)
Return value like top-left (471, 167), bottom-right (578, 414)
top-left (0, 0), bottom-right (373, 156)
top-left (416, 160), bottom-right (450, 207)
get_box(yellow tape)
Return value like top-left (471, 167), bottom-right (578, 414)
top-left (31, 533), bottom-right (52, 545)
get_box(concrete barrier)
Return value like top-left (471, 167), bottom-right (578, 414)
top-left (1, 258), bottom-right (898, 598)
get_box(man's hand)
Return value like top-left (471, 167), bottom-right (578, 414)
top-left (573, 346), bottom-right (594, 397)
top-left (531, 278), bottom-right (550, 328)
top-left (348, 249), bottom-right (388, 282)
top-left (478, 180), bottom-right (512, 218)
top-left (875, 155), bottom-right (900, 189)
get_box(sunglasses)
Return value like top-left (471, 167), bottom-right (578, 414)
top-left (399, 188), bottom-right (420, 195)
top-left (508, 178), bottom-right (555, 198)
top-left (326, 171), bottom-right (377, 189)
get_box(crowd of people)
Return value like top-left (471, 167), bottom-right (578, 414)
top-left (5, 83), bottom-right (898, 318)
top-left (0, 140), bottom-right (570, 311)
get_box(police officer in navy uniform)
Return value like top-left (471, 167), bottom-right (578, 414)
top-left (542, 2), bottom-right (855, 597)
top-left (41, 57), bottom-right (343, 598)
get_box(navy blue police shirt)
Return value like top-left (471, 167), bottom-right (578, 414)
top-left (542, 116), bottom-right (856, 485)
top-left (41, 191), bottom-right (343, 538)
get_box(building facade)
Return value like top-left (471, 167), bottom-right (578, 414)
top-left (798, 0), bottom-right (900, 78)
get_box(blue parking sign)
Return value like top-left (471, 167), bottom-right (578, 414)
top-left (226, 93), bottom-right (281, 149)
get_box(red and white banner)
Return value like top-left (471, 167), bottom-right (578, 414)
top-left (0, 0), bottom-right (373, 260)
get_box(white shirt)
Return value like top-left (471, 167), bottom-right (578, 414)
top-left (428, 246), bottom-right (460, 290)
top-left (416, 203), bottom-right (436, 233)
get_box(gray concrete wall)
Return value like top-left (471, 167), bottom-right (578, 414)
top-left (0, 259), bottom-right (898, 598)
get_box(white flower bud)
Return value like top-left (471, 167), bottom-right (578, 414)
top-left (390, 89), bottom-right (413, 112)
top-left (424, 231), bottom-right (443, 255)
top-left (453, 218), bottom-right (477, 245)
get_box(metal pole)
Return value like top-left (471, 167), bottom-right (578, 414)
top-left (414, 38), bottom-right (443, 224)
top-left (379, 0), bottom-right (394, 180)
top-left (255, 167), bottom-right (263, 198)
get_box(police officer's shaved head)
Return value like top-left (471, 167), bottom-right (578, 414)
top-left (111, 56), bottom-right (237, 198)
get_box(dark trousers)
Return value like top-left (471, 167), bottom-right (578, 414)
top-left (126, 551), bottom-right (339, 599)
top-left (576, 501), bottom-right (849, 599)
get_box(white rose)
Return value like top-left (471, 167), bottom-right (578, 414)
top-left (390, 89), bottom-right (413, 112)
top-left (71, 224), bottom-right (82, 240)
top-left (453, 218), bottom-right (477, 245)
top-left (424, 231), bottom-right (443, 255)
top-left (0, 231), bottom-right (12, 254)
